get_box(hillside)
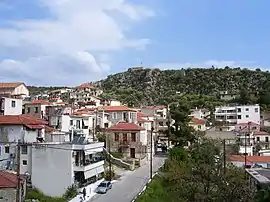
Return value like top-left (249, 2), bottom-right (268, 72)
top-left (99, 67), bottom-right (270, 107)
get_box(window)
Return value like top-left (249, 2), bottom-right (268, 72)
top-left (131, 133), bottom-right (136, 142)
top-left (266, 137), bottom-right (269, 142)
top-left (70, 120), bottom-right (73, 126)
top-left (237, 108), bottom-right (241, 112)
top-left (255, 108), bottom-right (259, 113)
top-left (27, 107), bottom-right (30, 113)
top-left (246, 115), bottom-right (249, 118)
top-left (5, 146), bottom-right (9, 153)
top-left (246, 108), bottom-right (249, 111)
top-left (76, 120), bottom-right (80, 129)
top-left (104, 123), bottom-right (109, 128)
top-left (21, 145), bottom-right (28, 154)
top-left (35, 107), bottom-right (38, 113)
top-left (198, 125), bottom-right (201, 129)
top-left (112, 112), bottom-right (117, 119)
top-left (257, 137), bottom-right (260, 142)
top-left (237, 115), bottom-right (242, 119)
top-left (114, 133), bottom-right (119, 141)
top-left (159, 122), bottom-right (164, 126)
top-left (11, 100), bottom-right (16, 107)
top-left (22, 160), bottom-right (27, 165)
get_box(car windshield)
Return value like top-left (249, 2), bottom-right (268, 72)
top-left (99, 182), bottom-right (107, 187)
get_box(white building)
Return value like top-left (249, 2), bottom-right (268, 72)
top-left (215, 104), bottom-right (260, 131)
top-left (0, 97), bottom-right (23, 115)
top-left (23, 100), bottom-right (52, 119)
top-left (189, 108), bottom-right (211, 119)
top-left (30, 141), bottom-right (105, 197)
top-left (0, 114), bottom-right (49, 170)
top-left (0, 82), bottom-right (29, 98)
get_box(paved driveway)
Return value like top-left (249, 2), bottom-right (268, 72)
top-left (89, 156), bottom-right (166, 202)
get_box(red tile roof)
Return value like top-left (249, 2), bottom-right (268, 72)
top-left (229, 155), bottom-right (270, 163)
top-left (254, 131), bottom-right (269, 135)
top-left (137, 112), bottom-right (152, 122)
top-left (27, 100), bottom-right (51, 105)
top-left (75, 83), bottom-right (95, 89)
top-left (108, 122), bottom-right (145, 131)
top-left (142, 106), bottom-right (167, 109)
top-left (0, 82), bottom-right (24, 89)
top-left (0, 115), bottom-right (48, 126)
top-left (190, 117), bottom-right (206, 124)
top-left (50, 89), bottom-right (61, 93)
top-left (0, 171), bottom-right (17, 188)
top-left (103, 106), bottom-right (137, 112)
top-left (236, 122), bottom-right (260, 126)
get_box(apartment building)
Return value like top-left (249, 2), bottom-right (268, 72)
top-left (30, 141), bottom-right (105, 197)
top-left (215, 104), bottom-right (260, 131)
top-left (0, 97), bottom-right (23, 115)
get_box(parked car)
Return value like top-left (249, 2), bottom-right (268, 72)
top-left (96, 181), bottom-right (112, 194)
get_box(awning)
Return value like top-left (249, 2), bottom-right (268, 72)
top-left (25, 124), bottom-right (43, 129)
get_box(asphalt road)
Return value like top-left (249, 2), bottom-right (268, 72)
top-left (90, 156), bottom-right (166, 202)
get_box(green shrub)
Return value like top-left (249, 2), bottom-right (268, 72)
top-left (111, 152), bottom-right (123, 159)
top-left (103, 169), bottom-right (116, 181)
top-left (63, 185), bottom-right (78, 200)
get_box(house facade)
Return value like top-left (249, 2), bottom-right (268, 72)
top-left (0, 115), bottom-right (49, 171)
top-left (107, 122), bottom-right (148, 159)
top-left (189, 108), bottom-right (210, 119)
top-left (102, 106), bottom-right (138, 125)
top-left (189, 117), bottom-right (207, 131)
top-left (0, 82), bottom-right (29, 98)
top-left (23, 100), bottom-right (51, 119)
top-left (0, 97), bottom-right (23, 115)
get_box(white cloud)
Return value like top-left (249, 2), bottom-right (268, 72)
top-left (0, 0), bottom-right (154, 85)
top-left (154, 60), bottom-right (265, 71)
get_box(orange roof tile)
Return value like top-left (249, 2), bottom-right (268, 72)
top-left (45, 125), bottom-right (55, 133)
top-left (190, 117), bottom-right (206, 124)
top-left (29, 100), bottom-right (51, 105)
top-left (254, 131), bottom-right (269, 135)
top-left (0, 82), bottom-right (24, 89)
top-left (0, 115), bottom-right (48, 126)
top-left (0, 171), bottom-right (17, 188)
top-left (104, 106), bottom-right (137, 112)
top-left (236, 122), bottom-right (260, 126)
top-left (229, 155), bottom-right (270, 163)
top-left (137, 112), bottom-right (152, 122)
top-left (108, 122), bottom-right (145, 131)
top-left (75, 83), bottom-right (95, 89)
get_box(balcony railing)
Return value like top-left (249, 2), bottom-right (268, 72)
top-left (73, 160), bottom-right (104, 172)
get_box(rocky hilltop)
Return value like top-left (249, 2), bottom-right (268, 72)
top-left (99, 67), bottom-right (270, 106)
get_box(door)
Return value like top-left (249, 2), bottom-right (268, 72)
top-left (130, 148), bottom-right (135, 158)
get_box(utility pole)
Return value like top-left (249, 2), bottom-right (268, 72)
top-left (108, 134), bottom-right (112, 181)
top-left (223, 139), bottom-right (226, 175)
top-left (16, 140), bottom-right (21, 202)
top-left (245, 122), bottom-right (251, 168)
top-left (95, 109), bottom-right (98, 141)
top-left (150, 126), bottom-right (153, 179)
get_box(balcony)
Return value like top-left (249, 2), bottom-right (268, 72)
top-left (73, 160), bottom-right (104, 172)
top-left (120, 140), bottom-right (130, 147)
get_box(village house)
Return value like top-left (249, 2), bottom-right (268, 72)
top-left (229, 155), bottom-right (270, 168)
top-left (48, 88), bottom-right (72, 103)
top-left (0, 82), bottom-right (29, 98)
top-left (189, 108), bottom-right (211, 119)
top-left (0, 97), bottom-right (23, 115)
top-left (23, 100), bottom-right (52, 119)
top-left (246, 168), bottom-right (270, 193)
top-left (0, 114), bottom-right (53, 172)
top-left (0, 170), bottom-right (26, 201)
top-left (70, 83), bottom-right (103, 106)
top-left (101, 106), bottom-right (138, 125)
top-left (107, 122), bottom-right (149, 160)
top-left (189, 117), bottom-right (207, 131)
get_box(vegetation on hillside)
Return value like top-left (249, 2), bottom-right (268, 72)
top-left (27, 86), bottom-right (68, 96)
top-left (100, 67), bottom-right (270, 108)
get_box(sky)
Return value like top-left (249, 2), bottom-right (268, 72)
top-left (0, 0), bottom-right (270, 86)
